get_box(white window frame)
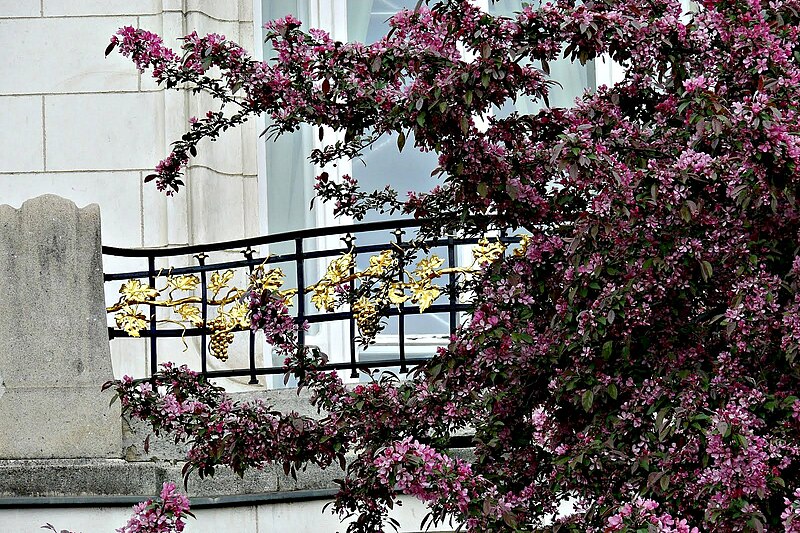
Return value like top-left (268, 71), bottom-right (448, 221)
top-left (253, 0), bottom-right (619, 382)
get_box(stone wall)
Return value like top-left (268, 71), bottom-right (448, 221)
top-left (0, 0), bottom-right (260, 250)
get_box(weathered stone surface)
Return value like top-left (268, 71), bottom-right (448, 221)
top-left (0, 195), bottom-right (121, 459)
top-left (0, 387), bottom-right (121, 459)
top-left (0, 459), bottom-right (159, 497)
top-left (275, 463), bottom-right (344, 493)
top-left (0, 458), bottom-right (284, 499)
top-left (163, 463), bottom-right (281, 496)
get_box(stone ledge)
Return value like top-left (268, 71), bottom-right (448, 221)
top-left (0, 458), bottom-right (343, 499)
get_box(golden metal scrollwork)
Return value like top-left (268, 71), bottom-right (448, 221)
top-left (107, 235), bottom-right (527, 361)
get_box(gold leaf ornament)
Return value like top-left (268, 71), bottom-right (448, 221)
top-left (208, 269), bottom-right (235, 295)
top-left (115, 305), bottom-right (147, 337)
top-left (228, 301), bottom-right (251, 329)
top-left (311, 283), bottom-right (336, 312)
top-left (387, 282), bottom-right (408, 305)
top-left (119, 279), bottom-right (159, 302)
top-left (473, 238), bottom-right (506, 265)
top-left (175, 304), bottom-right (203, 326)
top-left (363, 250), bottom-right (395, 277)
top-left (257, 267), bottom-right (285, 291)
top-left (409, 280), bottom-right (442, 312)
top-left (514, 234), bottom-right (531, 257)
top-left (414, 255), bottom-right (445, 278)
top-left (324, 253), bottom-right (354, 285)
top-left (308, 252), bottom-right (355, 312)
top-left (167, 274), bottom-right (200, 293)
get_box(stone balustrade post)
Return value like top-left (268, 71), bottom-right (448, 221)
top-left (0, 195), bottom-right (121, 459)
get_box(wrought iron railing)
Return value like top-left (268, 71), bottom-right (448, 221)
top-left (103, 219), bottom-right (517, 384)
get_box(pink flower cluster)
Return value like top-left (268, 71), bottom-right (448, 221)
top-left (111, 26), bottom-right (178, 79)
top-left (248, 288), bottom-right (302, 356)
top-left (606, 498), bottom-right (698, 532)
top-left (116, 482), bottom-right (191, 533)
top-left (784, 489), bottom-right (800, 532)
top-left (373, 437), bottom-right (477, 514)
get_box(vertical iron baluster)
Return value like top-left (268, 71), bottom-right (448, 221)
top-left (196, 252), bottom-right (209, 376)
top-left (343, 233), bottom-right (358, 378)
top-left (393, 228), bottom-right (407, 374)
top-left (243, 247), bottom-right (258, 385)
top-left (295, 238), bottom-right (306, 366)
top-left (148, 255), bottom-right (158, 377)
top-left (447, 235), bottom-right (457, 335)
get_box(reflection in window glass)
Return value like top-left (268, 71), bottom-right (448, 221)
top-left (490, 0), bottom-right (595, 114)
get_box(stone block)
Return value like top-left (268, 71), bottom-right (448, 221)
top-left (0, 0), bottom-right (40, 17)
top-left (42, 0), bottom-right (160, 16)
top-left (0, 17), bottom-right (139, 95)
top-left (161, 0), bottom-right (182, 11)
top-left (238, 0), bottom-right (253, 22)
top-left (188, 167), bottom-right (246, 243)
top-left (0, 96), bottom-right (43, 172)
top-left (0, 459), bottom-right (160, 497)
top-left (185, 67), bottom-right (248, 175)
top-left (141, 176), bottom-right (170, 247)
top-left (45, 92), bottom-right (164, 171)
top-left (275, 463), bottom-right (342, 492)
top-left (241, 119), bottom-right (258, 177)
top-left (0, 195), bottom-right (122, 459)
top-left (163, 464), bottom-right (280, 497)
top-left (0, 387), bottom-right (120, 459)
top-left (243, 175), bottom-right (260, 238)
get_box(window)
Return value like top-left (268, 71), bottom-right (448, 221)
top-left (255, 0), bottom-right (595, 383)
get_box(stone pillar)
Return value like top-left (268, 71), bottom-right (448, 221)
top-left (0, 195), bottom-right (121, 459)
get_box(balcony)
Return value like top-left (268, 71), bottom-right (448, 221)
top-left (103, 217), bottom-right (516, 386)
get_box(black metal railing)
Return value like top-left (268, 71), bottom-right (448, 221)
top-left (104, 219), bottom-right (515, 384)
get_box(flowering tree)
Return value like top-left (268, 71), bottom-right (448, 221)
top-left (106, 0), bottom-right (800, 531)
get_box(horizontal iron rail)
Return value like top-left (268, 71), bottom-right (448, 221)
top-left (107, 302), bottom-right (472, 339)
top-left (196, 357), bottom-right (434, 379)
top-left (103, 236), bottom-right (505, 281)
top-left (102, 218), bottom-right (437, 258)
